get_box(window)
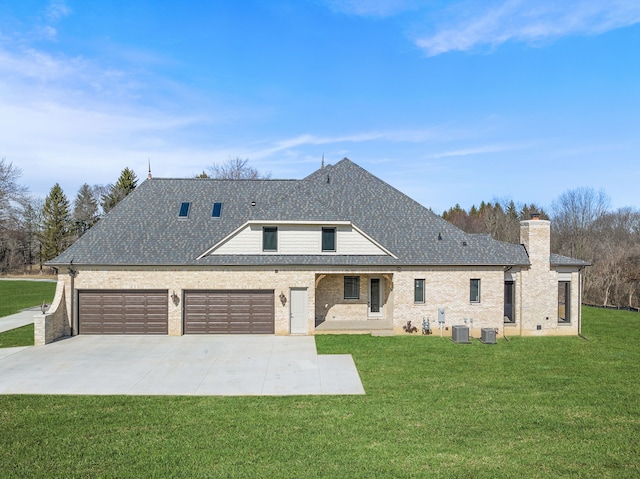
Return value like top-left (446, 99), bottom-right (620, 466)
top-left (178, 202), bottom-right (191, 218)
top-left (504, 281), bottom-right (515, 323)
top-left (470, 279), bottom-right (481, 303)
top-left (211, 202), bottom-right (223, 218)
top-left (344, 276), bottom-right (360, 299)
top-left (414, 279), bottom-right (425, 303)
top-left (322, 227), bottom-right (336, 252)
top-left (558, 281), bottom-right (571, 323)
top-left (263, 226), bottom-right (278, 252)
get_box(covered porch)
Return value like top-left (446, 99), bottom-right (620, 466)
top-left (313, 272), bottom-right (395, 335)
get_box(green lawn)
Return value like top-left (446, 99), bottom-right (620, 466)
top-left (0, 323), bottom-right (34, 348)
top-left (0, 307), bottom-right (638, 478)
top-left (0, 280), bottom-right (57, 318)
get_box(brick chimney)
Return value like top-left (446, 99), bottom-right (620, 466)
top-left (520, 215), bottom-right (550, 268)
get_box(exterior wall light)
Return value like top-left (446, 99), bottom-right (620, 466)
top-left (279, 291), bottom-right (287, 307)
top-left (171, 291), bottom-right (180, 306)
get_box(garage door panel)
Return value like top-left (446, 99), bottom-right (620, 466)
top-left (79, 290), bottom-right (168, 335)
top-left (184, 290), bottom-right (274, 334)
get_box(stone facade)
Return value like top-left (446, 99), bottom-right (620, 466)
top-left (55, 267), bottom-right (315, 336)
top-left (392, 267), bottom-right (505, 336)
top-left (40, 219), bottom-right (584, 343)
top-left (518, 219), bottom-right (580, 336)
top-left (34, 280), bottom-right (69, 345)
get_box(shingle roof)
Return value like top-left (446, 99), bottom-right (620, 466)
top-left (551, 253), bottom-right (590, 267)
top-left (50, 159), bottom-right (531, 267)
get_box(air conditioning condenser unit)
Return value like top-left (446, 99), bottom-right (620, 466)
top-left (481, 328), bottom-right (497, 344)
top-left (452, 325), bottom-right (470, 343)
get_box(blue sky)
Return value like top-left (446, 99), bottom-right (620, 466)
top-left (1, 0), bottom-right (639, 214)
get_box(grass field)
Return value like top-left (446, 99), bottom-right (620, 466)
top-left (0, 304), bottom-right (638, 477)
top-left (0, 323), bottom-right (34, 348)
top-left (0, 280), bottom-right (57, 318)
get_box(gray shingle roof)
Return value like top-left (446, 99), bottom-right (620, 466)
top-left (50, 159), bottom-right (531, 267)
top-left (551, 253), bottom-right (590, 267)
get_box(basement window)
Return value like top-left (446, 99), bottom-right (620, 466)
top-left (178, 202), bottom-right (191, 218)
top-left (211, 202), bottom-right (223, 218)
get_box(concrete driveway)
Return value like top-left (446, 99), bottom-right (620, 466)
top-left (0, 335), bottom-right (365, 396)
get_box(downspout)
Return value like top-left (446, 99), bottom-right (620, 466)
top-left (68, 262), bottom-right (78, 336)
top-left (519, 269), bottom-right (524, 337)
top-left (578, 267), bottom-right (589, 341)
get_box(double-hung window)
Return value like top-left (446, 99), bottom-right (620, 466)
top-left (263, 227), bottom-right (278, 252)
top-left (344, 276), bottom-right (360, 299)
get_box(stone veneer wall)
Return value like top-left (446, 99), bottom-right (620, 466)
top-left (315, 274), bottom-right (392, 322)
top-left (392, 267), bottom-right (505, 336)
top-left (519, 219), bottom-right (579, 336)
top-left (65, 267), bottom-right (316, 335)
top-left (34, 279), bottom-right (70, 345)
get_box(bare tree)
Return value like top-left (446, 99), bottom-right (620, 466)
top-left (207, 157), bottom-right (271, 180)
top-left (0, 158), bottom-right (28, 227)
top-left (0, 159), bottom-right (30, 272)
top-left (551, 187), bottom-right (610, 260)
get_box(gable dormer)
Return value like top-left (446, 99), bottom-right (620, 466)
top-left (199, 221), bottom-right (395, 257)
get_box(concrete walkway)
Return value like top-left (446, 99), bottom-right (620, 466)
top-left (0, 335), bottom-right (365, 396)
top-left (0, 307), bottom-right (41, 333)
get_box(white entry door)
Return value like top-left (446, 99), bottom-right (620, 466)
top-left (290, 288), bottom-right (308, 334)
top-left (368, 277), bottom-right (384, 318)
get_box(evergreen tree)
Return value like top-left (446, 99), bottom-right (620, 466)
top-left (102, 167), bottom-right (138, 213)
top-left (73, 183), bottom-right (99, 237)
top-left (40, 183), bottom-right (71, 262)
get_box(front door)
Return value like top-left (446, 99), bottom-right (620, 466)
top-left (368, 278), bottom-right (384, 318)
top-left (290, 288), bottom-right (308, 334)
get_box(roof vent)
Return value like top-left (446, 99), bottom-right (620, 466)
top-left (326, 174), bottom-right (330, 184)
top-left (462, 240), bottom-right (467, 246)
top-left (438, 233), bottom-right (442, 241)
top-left (251, 201), bottom-right (256, 207)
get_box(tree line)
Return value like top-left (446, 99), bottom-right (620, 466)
top-left (0, 159), bottom-right (139, 272)
top-left (443, 191), bottom-right (640, 309)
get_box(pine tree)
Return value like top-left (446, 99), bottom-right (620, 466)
top-left (73, 183), bottom-right (99, 237)
top-left (102, 167), bottom-right (138, 213)
top-left (40, 183), bottom-right (71, 262)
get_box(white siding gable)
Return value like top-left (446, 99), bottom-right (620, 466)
top-left (204, 222), bottom-right (392, 256)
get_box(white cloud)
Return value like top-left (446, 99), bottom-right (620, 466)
top-left (415, 0), bottom-right (640, 56)
top-left (46, 0), bottom-right (72, 22)
top-left (429, 143), bottom-right (525, 159)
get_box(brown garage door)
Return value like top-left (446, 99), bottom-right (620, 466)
top-left (184, 290), bottom-right (274, 334)
top-left (78, 290), bottom-right (168, 334)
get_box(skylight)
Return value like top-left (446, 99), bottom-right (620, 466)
top-left (178, 202), bottom-right (191, 218)
top-left (211, 202), bottom-right (223, 218)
